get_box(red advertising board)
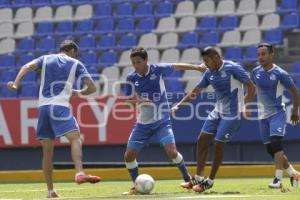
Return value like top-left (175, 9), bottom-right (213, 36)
top-left (0, 97), bottom-right (136, 148)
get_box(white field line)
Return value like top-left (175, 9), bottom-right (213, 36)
top-left (1, 187), bottom-right (84, 193)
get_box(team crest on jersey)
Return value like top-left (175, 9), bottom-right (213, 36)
top-left (134, 81), bottom-right (139, 86)
top-left (270, 74), bottom-right (276, 81)
top-left (150, 74), bottom-right (157, 80)
top-left (221, 71), bottom-right (227, 78)
top-left (256, 73), bottom-right (260, 79)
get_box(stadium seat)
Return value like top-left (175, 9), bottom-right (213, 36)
top-left (53, 5), bottom-right (73, 21)
top-left (200, 31), bottom-right (219, 47)
top-left (155, 0), bottom-right (173, 17)
top-left (51, 0), bottom-right (70, 6)
top-left (134, 1), bottom-right (153, 18)
top-left (32, 0), bottom-right (51, 7)
top-left (17, 53), bottom-right (35, 67)
top-left (71, 0), bottom-right (90, 5)
top-left (262, 28), bottom-right (283, 45)
top-left (74, 4), bottom-right (93, 21)
top-left (14, 22), bottom-right (34, 38)
top-left (36, 36), bottom-right (56, 52)
top-left (0, 53), bottom-right (16, 69)
top-left (0, 0), bottom-right (11, 8)
top-left (94, 3), bottom-right (111, 19)
top-left (177, 32), bottom-right (198, 48)
top-left (277, 0), bottom-right (298, 13)
top-left (0, 84), bottom-right (17, 98)
top-left (120, 66), bottom-right (133, 82)
top-left (55, 35), bottom-right (73, 49)
top-left (101, 67), bottom-right (120, 95)
top-left (117, 33), bottom-right (137, 50)
top-left (215, 0), bottom-right (235, 16)
top-left (80, 50), bottom-right (97, 67)
top-left (0, 8), bottom-right (13, 23)
top-left (33, 6), bottom-right (53, 22)
top-left (0, 38), bottom-right (15, 54)
top-left (260, 13), bottom-right (280, 30)
top-left (114, 2), bottom-right (133, 18)
top-left (0, 23), bottom-right (13, 39)
top-left (147, 49), bottom-right (159, 63)
top-left (218, 15), bottom-right (238, 32)
top-left (164, 70), bottom-right (184, 93)
top-left (54, 21), bottom-right (73, 35)
top-left (256, 0), bottom-right (276, 15)
top-left (115, 49), bottom-right (131, 67)
top-left (74, 19), bottom-right (93, 35)
top-left (154, 17), bottom-right (176, 33)
top-left (13, 0), bottom-right (31, 8)
top-left (196, 16), bottom-right (217, 32)
top-left (35, 22), bottom-right (54, 36)
top-left (280, 13), bottom-right (300, 30)
top-left (195, 0), bottom-right (215, 17)
top-left (174, 0), bottom-right (194, 18)
top-left (291, 61), bottom-right (300, 89)
top-left (115, 18), bottom-right (134, 33)
top-left (94, 18), bottom-right (114, 33)
top-left (78, 34), bottom-right (96, 50)
top-left (22, 71), bottom-right (36, 82)
top-left (219, 30), bottom-right (241, 47)
top-left (157, 32), bottom-right (178, 49)
top-left (240, 29), bottom-right (261, 46)
top-left (137, 33), bottom-right (157, 48)
top-left (243, 46), bottom-right (257, 63)
top-left (0, 70), bottom-right (16, 83)
top-left (236, 0), bottom-right (256, 16)
top-left (20, 82), bottom-right (39, 97)
top-left (160, 48), bottom-right (180, 63)
top-left (176, 16), bottom-right (196, 33)
top-left (224, 47), bottom-right (242, 62)
top-left (97, 33), bottom-right (116, 50)
top-left (135, 18), bottom-right (155, 33)
top-left (180, 48), bottom-right (201, 63)
top-left (16, 37), bottom-right (35, 53)
top-left (238, 14), bottom-right (259, 31)
top-left (13, 7), bottom-right (32, 23)
top-left (98, 50), bottom-right (118, 68)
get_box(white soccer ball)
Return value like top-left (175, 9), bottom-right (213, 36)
top-left (135, 174), bottom-right (155, 194)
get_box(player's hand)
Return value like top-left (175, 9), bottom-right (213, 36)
top-left (138, 98), bottom-right (152, 106)
top-left (171, 105), bottom-right (179, 115)
top-left (7, 81), bottom-right (18, 91)
top-left (290, 108), bottom-right (300, 125)
top-left (198, 63), bottom-right (207, 72)
top-left (71, 90), bottom-right (81, 98)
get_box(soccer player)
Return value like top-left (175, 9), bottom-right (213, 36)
top-left (7, 40), bottom-right (101, 198)
top-left (123, 47), bottom-right (207, 194)
top-left (172, 47), bottom-right (256, 193)
top-left (252, 43), bottom-right (300, 188)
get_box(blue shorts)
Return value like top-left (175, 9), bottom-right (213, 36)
top-left (36, 105), bottom-right (79, 140)
top-left (259, 111), bottom-right (286, 144)
top-left (127, 119), bottom-right (175, 151)
top-left (201, 110), bottom-right (241, 142)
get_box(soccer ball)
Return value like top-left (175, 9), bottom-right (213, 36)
top-left (135, 174), bottom-right (155, 194)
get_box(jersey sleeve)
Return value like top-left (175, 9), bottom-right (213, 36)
top-left (279, 70), bottom-right (294, 89)
top-left (75, 61), bottom-right (91, 81)
top-left (232, 65), bottom-right (250, 83)
top-left (250, 70), bottom-right (256, 84)
top-left (156, 63), bottom-right (174, 76)
top-left (196, 71), bottom-right (210, 88)
top-left (32, 56), bottom-right (44, 70)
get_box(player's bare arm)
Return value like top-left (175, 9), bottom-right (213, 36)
top-left (173, 63), bottom-right (207, 73)
top-left (243, 80), bottom-right (256, 118)
top-left (72, 78), bottom-right (96, 97)
top-left (172, 86), bottom-right (203, 114)
top-left (289, 84), bottom-right (300, 125)
top-left (7, 61), bottom-right (38, 91)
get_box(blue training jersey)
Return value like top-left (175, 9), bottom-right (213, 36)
top-left (197, 60), bottom-right (250, 115)
top-left (124, 63), bottom-right (174, 124)
top-left (251, 64), bottom-right (294, 119)
top-left (33, 54), bottom-right (90, 107)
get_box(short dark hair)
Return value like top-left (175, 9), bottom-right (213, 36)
top-left (258, 43), bottom-right (274, 53)
top-left (130, 47), bottom-right (148, 60)
top-left (201, 46), bottom-right (220, 57)
top-left (59, 40), bottom-right (79, 53)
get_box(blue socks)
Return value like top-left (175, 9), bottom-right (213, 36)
top-left (125, 160), bottom-right (139, 182)
top-left (172, 152), bottom-right (190, 182)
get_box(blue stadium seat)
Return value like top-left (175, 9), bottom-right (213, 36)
top-left (22, 71), bottom-right (36, 82)
top-left (16, 37), bottom-right (35, 53)
top-left (291, 61), bottom-right (300, 89)
top-left (94, 3), bottom-right (111, 18)
top-left (74, 19), bottom-right (93, 35)
top-left (199, 31), bottom-right (219, 47)
top-left (51, 0), bottom-right (70, 6)
top-left (280, 13), bottom-right (300, 30)
top-left (97, 34), bottom-right (116, 50)
top-left (118, 33), bottom-right (137, 50)
top-left (177, 31), bottom-right (198, 48)
top-left (94, 18), bottom-right (114, 33)
top-left (164, 70), bottom-right (184, 93)
top-left (224, 47), bottom-right (242, 62)
top-left (80, 50), bottom-right (97, 67)
top-left (13, 0), bottom-right (31, 7)
top-left (0, 0), bottom-right (11, 8)
top-left (71, 0), bottom-right (90, 5)
top-left (115, 2), bottom-right (132, 18)
top-left (134, 2), bottom-right (153, 18)
top-left (56, 35), bottom-right (73, 48)
top-left (218, 16), bottom-right (238, 32)
top-left (136, 18), bottom-right (155, 33)
top-left (35, 22), bottom-right (54, 36)
top-left (98, 50), bottom-right (118, 68)
top-left (115, 18), bottom-right (134, 33)
top-left (54, 21), bottom-right (73, 36)
top-left (78, 34), bottom-right (96, 50)
top-left (86, 65), bottom-right (98, 76)
top-left (0, 54), bottom-right (16, 69)
top-left (196, 16), bottom-right (217, 32)
top-left (243, 46), bottom-right (257, 64)
top-left (262, 28), bottom-right (283, 45)
top-left (155, 0), bottom-right (173, 17)
top-left (17, 53), bottom-right (35, 68)
top-left (0, 70), bottom-right (16, 83)
top-left (277, 0), bottom-right (298, 13)
top-left (32, 0), bottom-right (51, 7)
top-left (20, 82), bottom-right (39, 98)
top-left (0, 84), bottom-right (18, 98)
top-left (36, 36), bottom-right (56, 53)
